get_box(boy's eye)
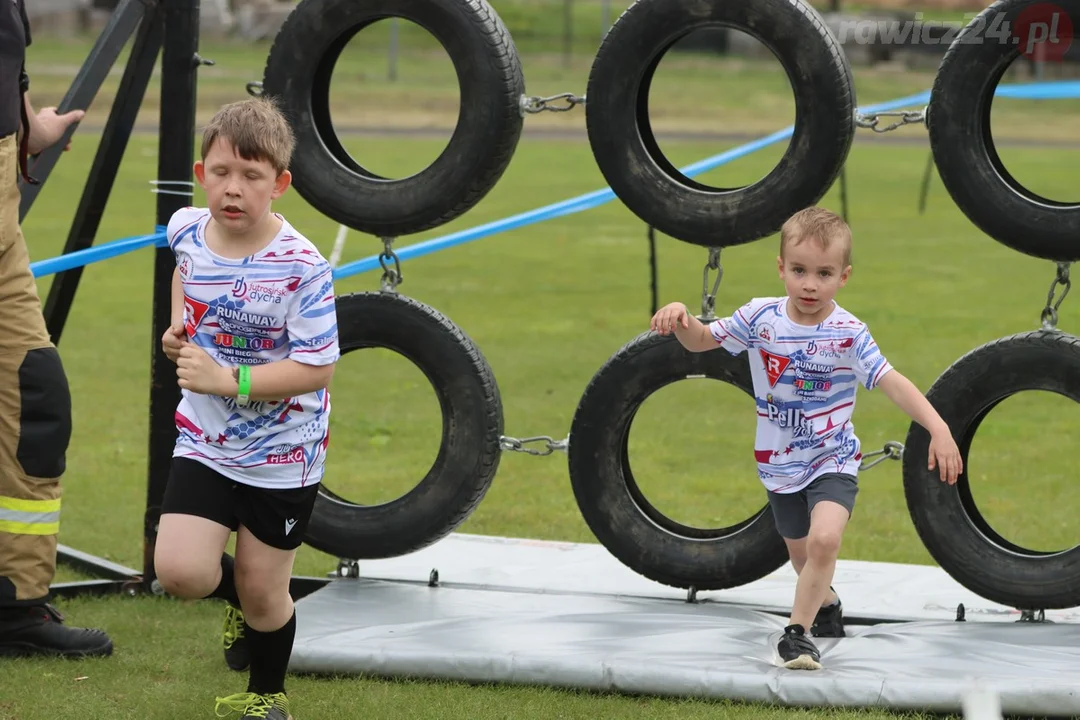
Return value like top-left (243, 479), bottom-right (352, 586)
top-left (819, 271), bottom-right (831, 278)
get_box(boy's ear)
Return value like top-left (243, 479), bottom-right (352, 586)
top-left (193, 160), bottom-right (206, 187)
top-left (271, 169), bottom-right (292, 199)
top-left (839, 264), bottom-right (853, 286)
top-left (776, 255), bottom-right (784, 277)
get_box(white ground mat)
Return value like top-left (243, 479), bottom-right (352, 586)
top-left (289, 533), bottom-right (1080, 715)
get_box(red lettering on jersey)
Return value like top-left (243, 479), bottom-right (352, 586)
top-left (759, 350), bottom-right (790, 388)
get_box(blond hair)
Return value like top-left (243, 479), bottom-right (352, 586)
top-left (779, 206), bottom-right (852, 267)
top-left (200, 97), bottom-right (295, 175)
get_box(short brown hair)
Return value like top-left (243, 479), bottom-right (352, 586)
top-left (779, 206), bottom-right (852, 267)
top-left (200, 97), bottom-right (295, 175)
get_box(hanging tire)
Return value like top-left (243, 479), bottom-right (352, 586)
top-left (568, 331), bottom-right (789, 590)
top-left (927, 0), bottom-right (1080, 261)
top-left (303, 291), bottom-right (503, 559)
top-left (585, 0), bottom-right (856, 248)
top-left (902, 330), bottom-right (1080, 609)
top-left (261, 0), bottom-right (525, 237)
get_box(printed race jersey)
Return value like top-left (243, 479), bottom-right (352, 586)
top-left (708, 297), bottom-right (892, 493)
top-left (168, 207), bottom-right (339, 489)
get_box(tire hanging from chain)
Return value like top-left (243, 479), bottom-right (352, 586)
top-left (903, 329), bottom-right (1080, 610)
top-left (303, 291), bottom-right (504, 559)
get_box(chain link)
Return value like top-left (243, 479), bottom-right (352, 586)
top-left (520, 92), bottom-right (586, 115)
top-left (859, 440), bottom-right (904, 471)
top-left (499, 435), bottom-right (568, 456)
top-left (700, 247), bottom-right (723, 320)
top-left (1041, 262), bottom-right (1072, 330)
top-left (854, 108), bottom-right (926, 134)
top-left (378, 236), bottom-right (403, 292)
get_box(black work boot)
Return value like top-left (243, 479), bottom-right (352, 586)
top-left (0, 603), bottom-right (113, 658)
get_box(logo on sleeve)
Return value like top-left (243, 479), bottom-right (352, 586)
top-left (184, 296), bottom-right (210, 336)
top-left (759, 350), bottom-right (790, 387)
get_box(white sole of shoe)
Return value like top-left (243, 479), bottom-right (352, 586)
top-left (782, 654), bottom-right (823, 670)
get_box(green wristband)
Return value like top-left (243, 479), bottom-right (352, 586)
top-left (237, 365), bottom-right (252, 406)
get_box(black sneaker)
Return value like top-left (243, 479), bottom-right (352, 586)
top-left (812, 589), bottom-right (846, 638)
top-left (777, 624), bottom-right (822, 670)
top-left (223, 603), bottom-right (250, 672)
top-left (0, 603), bottom-right (112, 658)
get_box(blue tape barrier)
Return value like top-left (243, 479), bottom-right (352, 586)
top-left (30, 228), bottom-right (167, 278)
top-left (330, 80), bottom-right (1080, 281)
top-left (25, 80), bottom-right (1080, 281)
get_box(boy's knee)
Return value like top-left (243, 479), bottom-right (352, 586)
top-left (154, 556), bottom-right (218, 599)
top-left (806, 529), bottom-right (842, 561)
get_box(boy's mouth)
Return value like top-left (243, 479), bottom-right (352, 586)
top-left (222, 204), bottom-right (244, 219)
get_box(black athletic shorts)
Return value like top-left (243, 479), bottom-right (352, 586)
top-left (766, 472), bottom-right (858, 540)
top-left (161, 457), bottom-right (319, 551)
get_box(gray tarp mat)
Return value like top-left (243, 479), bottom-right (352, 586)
top-left (290, 534), bottom-right (1080, 715)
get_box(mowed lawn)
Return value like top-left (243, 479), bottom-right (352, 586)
top-left (3, 28), bottom-right (1080, 720)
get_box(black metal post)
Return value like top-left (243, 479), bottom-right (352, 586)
top-left (647, 225), bottom-right (658, 317)
top-left (839, 165), bottom-right (849, 225)
top-left (41, 7), bottom-right (164, 345)
top-left (18, 0), bottom-right (150, 219)
top-left (144, 0), bottom-right (200, 594)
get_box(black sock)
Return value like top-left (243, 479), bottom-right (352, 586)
top-left (247, 610), bottom-right (296, 696)
top-left (207, 553), bottom-right (240, 607)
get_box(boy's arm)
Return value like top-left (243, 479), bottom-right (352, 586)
top-left (875, 370), bottom-right (949, 436)
top-left (171, 267), bottom-right (184, 328)
top-left (673, 312), bottom-right (722, 352)
top-left (655, 300), bottom-right (754, 354)
top-left (233, 360), bottom-right (335, 402)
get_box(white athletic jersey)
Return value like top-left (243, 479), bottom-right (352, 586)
top-left (167, 207), bottom-right (340, 489)
top-left (708, 297), bottom-right (893, 493)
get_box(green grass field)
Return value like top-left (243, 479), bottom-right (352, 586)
top-left (2, 20), bottom-right (1080, 720)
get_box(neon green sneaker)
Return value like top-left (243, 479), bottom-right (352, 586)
top-left (222, 604), bottom-right (250, 672)
top-left (214, 691), bottom-right (292, 719)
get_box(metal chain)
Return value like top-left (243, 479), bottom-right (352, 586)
top-left (378, 237), bottom-right (403, 292)
top-left (520, 93), bottom-right (585, 115)
top-left (1041, 262), bottom-right (1072, 330)
top-left (855, 108), bottom-right (926, 134)
top-left (499, 435), bottom-right (568, 456)
top-left (859, 440), bottom-right (904, 471)
top-left (700, 247), bottom-right (723, 320)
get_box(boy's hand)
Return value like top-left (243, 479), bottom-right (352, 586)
top-left (176, 343), bottom-right (233, 396)
top-left (162, 322), bottom-right (187, 363)
top-left (928, 429), bottom-right (963, 485)
top-left (651, 302), bottom-right (690, 335)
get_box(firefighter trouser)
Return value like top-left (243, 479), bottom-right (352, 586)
top-left (0, 133), bottom-right (72, 607)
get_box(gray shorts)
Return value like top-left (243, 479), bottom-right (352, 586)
top-left (766, 473), bottom-right (858, 540)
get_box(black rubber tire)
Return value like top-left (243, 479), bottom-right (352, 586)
top-left (261, 0), bottom-right (524, 237)
top-left (585, 0), bottom-right (855, 248)
top-left (927, 0), bottom-right (1080, 261)
top-left (902, 330), bottom-right (1080, 609)
top-left (568, 331), bottom-right (790, 590)
top-left (303, 291), bottom-right (503, 559)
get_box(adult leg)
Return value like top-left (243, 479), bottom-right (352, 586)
top-left (0, 135), bottom-right (111, 657)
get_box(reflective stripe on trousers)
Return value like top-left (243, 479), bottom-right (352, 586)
top-left (0, 495), bottom-right (60, 535)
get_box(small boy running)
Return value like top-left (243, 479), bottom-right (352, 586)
top-left (650, 206), bottom-right (961, 670)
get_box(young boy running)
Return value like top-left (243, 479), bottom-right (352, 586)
top-left (650, 206), bottom-right (961, 670)
top-left (155, 97), bottom-right (339, 719)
